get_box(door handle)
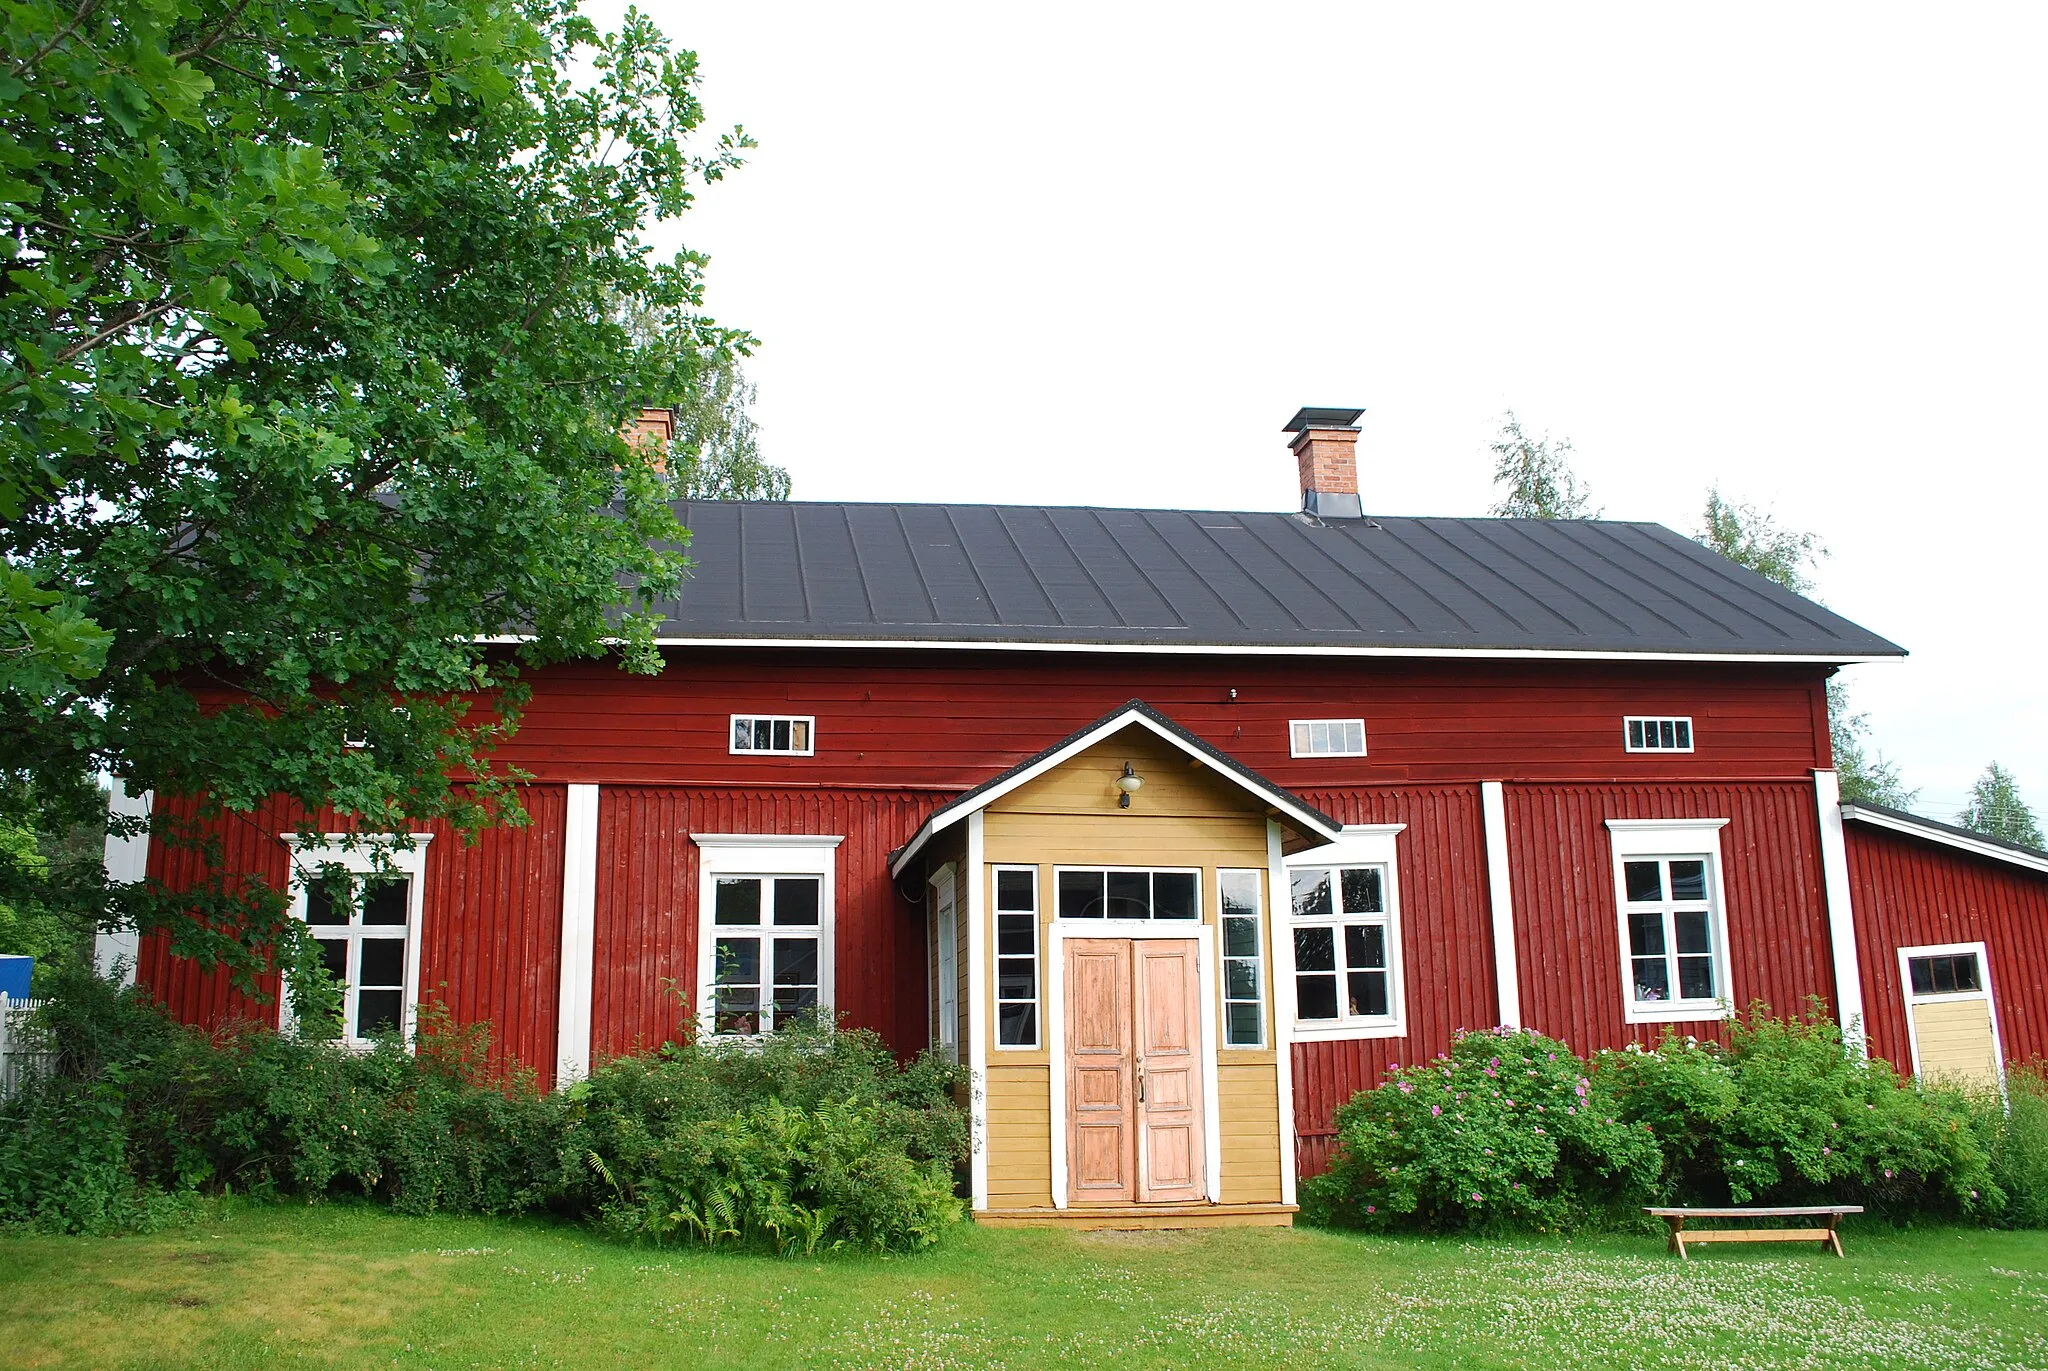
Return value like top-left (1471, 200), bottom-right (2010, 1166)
top-left (1138, 1068), bottom-right (1146, 1104)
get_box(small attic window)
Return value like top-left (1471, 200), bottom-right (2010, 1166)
top-left (731, 715), bottom-right (814, 756)
top-left (1625, 717), bottom-right (1693, 753)
top-left (1291, 719), bottom-right (1367, 758)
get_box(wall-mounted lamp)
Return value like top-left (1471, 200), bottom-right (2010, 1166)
top-left (1117, 762), bottom-right (1144, 808)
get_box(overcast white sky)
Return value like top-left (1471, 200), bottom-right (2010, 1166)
top-left (605, 2), bottom-right (2047, 822)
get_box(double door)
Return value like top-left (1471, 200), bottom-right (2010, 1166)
top-left (1065, 938), bottom-right (1206, 1204)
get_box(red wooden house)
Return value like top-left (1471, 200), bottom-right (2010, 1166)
top-left (99, 407), bottom-right (2047, 1228)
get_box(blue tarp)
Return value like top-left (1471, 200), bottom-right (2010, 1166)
top-left (0, 955), bottom-right (32, 1000)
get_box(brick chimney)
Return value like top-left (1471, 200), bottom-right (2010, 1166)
top-left (1284, 406), bottom-right (1365, 519)
top-left (623, 406), bottom-right (675, 473)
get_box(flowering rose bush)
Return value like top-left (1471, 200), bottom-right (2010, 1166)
top-left (1302, 1027), bottom-right (1660, 1232)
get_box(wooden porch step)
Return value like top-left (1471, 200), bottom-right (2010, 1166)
top-left (974, 1202), bottom-right (1298, 1230)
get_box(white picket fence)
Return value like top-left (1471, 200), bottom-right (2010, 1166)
top-left (0, 996), bottom-right (55, 1099)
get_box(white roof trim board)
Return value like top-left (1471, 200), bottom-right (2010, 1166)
top-left (1841, 803), bottom-right (2048, 876)
top-left (887, 702), bottom-right (1345, 878)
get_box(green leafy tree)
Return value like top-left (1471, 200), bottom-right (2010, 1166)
top-left (1697, 488), bottom-right (1824, 597)
top-left (1693, 492), bottom-right (1914, 808)
top-left (1487, 412), bottom-right (1600, 519)
top-left (1956, 763), bottom-right (2045, 850)
top-left (673, 355), bottom-right (790, 500)
top-left (1, 0), bottom-right (750, 986)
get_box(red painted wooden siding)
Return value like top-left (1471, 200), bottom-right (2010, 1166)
top-left (489, 651), bottom-right (1831, 790)
top-left (138, 788), bottom-right (570, 1086)
top-left (590, 787), bottom-right (940, 1062)
top-left (138, 796), bottom-right (291, 1030)
top-left (1845, 824), bottom-right (2048, 1071)
top-left (1505, 782), bottom-right (1833, 1053)
top-left (1287, 785), bottom-right (1495, 1171)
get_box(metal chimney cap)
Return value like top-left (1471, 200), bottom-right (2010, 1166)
top-left (1282, 406), bottom-right (1365, 433)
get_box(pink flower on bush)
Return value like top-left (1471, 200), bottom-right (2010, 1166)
top-left (1884, 1169), bottom-right (1894, 1179)
top-left (1366, 1205), bottom-right (1376, 1214)
top-left (1398, 1081), bottom-right (1414, 1094)
top-left (1431, 1105), bottom-right (1442, 1116)
top-left (1471, 1192), bottom-right (1483, 1203)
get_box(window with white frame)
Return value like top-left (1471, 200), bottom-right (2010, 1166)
top-left (729, 715), bottom-right (815, 755)
top-left (1285, 825), bottom-right (1405, 1037)
top-left (1624, 716), bottom-right (1694, 752)
top-left (1607, 819), bottom-right (1731, 1022)
top-left (1054, 867), bottom-right (1199, 920)
top-left (281, 834), bottom-right (429, 1046)
top-left (693, 836), bottom-right (840, 1037)
top-left (1291, 719), bottom-right (1367, 757)
top-left (1219, 869), bottom-right (1265, 1047)
top-left (993, 866), bottom-right (1040, 1048)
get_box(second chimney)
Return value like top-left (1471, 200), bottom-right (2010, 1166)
top-left (1283, 406), bottom-right (1365, 519)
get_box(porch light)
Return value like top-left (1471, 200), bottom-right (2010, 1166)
top-left (1117, 762), bottom-right (1143, 808)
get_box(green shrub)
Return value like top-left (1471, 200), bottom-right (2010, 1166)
top-left (0, 971), bottom-right (971, 1253)
top-left (1981, 1064), bottom-right (2048, 1227)
top-left (1598, 1007), bottom-right (2001, 1218)
top-left (562, 1021), bottom-right (968, 1253)
top-left (1302, 1027), bottom-right (1661, 1232)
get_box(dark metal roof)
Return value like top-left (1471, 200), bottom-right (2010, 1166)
top-left (1284, 406), bottom-right (1365, 432)
top-left (1841, 801), bottom-right (2048, 867)
top-left (648, 501), bottom-right (1905, 661)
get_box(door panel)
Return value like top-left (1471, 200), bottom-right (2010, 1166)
top-left (1065, 940), bottom-right (1134, 1201)
top-left (1912, 997), bottom-right (2001, 1089)
top-left (1134, 940), bottom-right (1206, 1203)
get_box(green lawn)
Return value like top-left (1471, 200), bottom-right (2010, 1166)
top-left (1, 1206), bottom-right (2044, 1370)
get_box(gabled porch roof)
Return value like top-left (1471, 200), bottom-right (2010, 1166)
top-left (887, 700), bottom-right (1345, 877)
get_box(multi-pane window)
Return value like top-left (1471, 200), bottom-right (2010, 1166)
top-left (1290, 864), bottom-right (1395, 1025)
top-left (1620, 857), bottom-right (1718, 1005)
top-left (711, 875), bottom-right (823, 1034)
top-left (729, 714), bottom-right (815, 755)
top-left (1624, 717), bottom-right (1694, 752)
top-left (994, 867), bottom-right (1040, 1048)
top-left (1055, 868), bottom-right (1199, 920)
top-left (304, 870), bottom-right (413, 1041)
top-left (1290, 719), bottom-right (1367, 757)
top-left (1908, 952), bottom-right (1982, 997)
top-left (1219, 869), bottom-right (1265, 1046)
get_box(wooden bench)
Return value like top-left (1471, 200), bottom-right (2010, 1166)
top-left (1646, 1205), bottom-right (1863, 1259)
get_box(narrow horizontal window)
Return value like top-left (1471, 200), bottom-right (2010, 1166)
top-left (1623, 716), bottom-right (1694, 753)
top-left (729, 714), bottom-right (816, 756)
top-left (1054, 867), bottom-right (1201, 921)
top-left (1908, 952), bottom-right (1982, 997)
top-left (1290, 718), bottom-right (1367, 757)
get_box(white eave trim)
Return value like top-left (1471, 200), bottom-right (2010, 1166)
top-left (1840, 804), bottom-right (2048, 876)
top-left (886, 706), bottom-right (1342, 878)
top-left (476, 633), bottom-right (1898, 666)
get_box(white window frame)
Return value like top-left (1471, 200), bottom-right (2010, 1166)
top-left (1050, 864), bottom-right (1203, 924)
top-left (931, 863), bottom-right (959, 1063)
top-left (727, 714), bottom-right (817, 757)
top-left (1281, 824), bottom-right (1407, 1041)
top-left (1607, 819), bottom-right (1732, 1024)
top-left (692, 834), bottom-right (841, 1040)
top-left (1218, 867), bottom-right (1267, 1048)
top-left (1897, 940), bottom-right (2006, 1088)
top-left (1290, 718), bottom-right (1368, 758)
top-left (278, 833), bottom-right (431, 1049)
top-left (1623, 716), bottom-right (1695, 753)
top-left (991, 864), bottom-right (1041, 1051)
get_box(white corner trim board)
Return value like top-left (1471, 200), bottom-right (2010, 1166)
top-left (965, 812), bottom-right (990, 1211)
top-left (1812, 771), bottom-right (1868, 1058)
top-left (1480, 781), bottom-right (1522, 1030)
top-left (1266, 819), bottom-right (1299, 1207)
top-left (96, 780), bottom-right (152, 986)
top-left (556, 784), bottom-right (600, 1085)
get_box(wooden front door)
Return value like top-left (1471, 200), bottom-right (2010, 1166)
top-left (1064, 938), bottom-right (1206, 1205)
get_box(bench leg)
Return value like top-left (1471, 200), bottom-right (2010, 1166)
top-left (1668, 1218), bottom-right (1688, 1261)
top-left (1826, 1216), bottom-right (1844, 1258)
